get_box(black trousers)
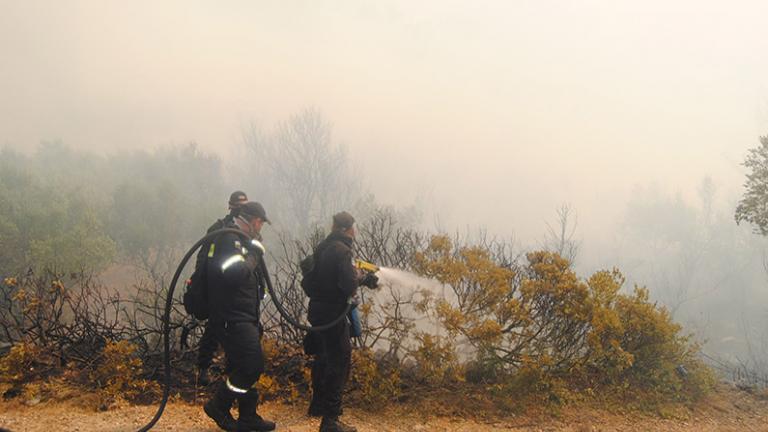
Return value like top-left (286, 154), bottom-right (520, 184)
top-left (197, 320), bottom-right (219, 369)
top-left (307, 318), bottom-right (351, 418)
top-left (214, 321), bottom-right (264, 395)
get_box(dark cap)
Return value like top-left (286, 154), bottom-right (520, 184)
top-left (228, 191), bottom-right (248, 208)
top-left (240, 201), bottom-right (271, 224)
top-left (332, 211), bottom-right (355, 230)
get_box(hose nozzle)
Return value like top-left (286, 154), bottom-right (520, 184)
top-left (355, 259), bottom-right (380, 273)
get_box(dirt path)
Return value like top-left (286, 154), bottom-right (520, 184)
top-left (1, 387), bottom-right (766, 431)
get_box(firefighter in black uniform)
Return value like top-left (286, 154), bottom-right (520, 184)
top-left (196, 190), bottom-right (249, 386)
top-left (307, 211), bottom-right (378, 432)
top-left (203, 201), bottom-right (275, 432)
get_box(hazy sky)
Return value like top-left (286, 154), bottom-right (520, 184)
top-left (2, 0), bottom-right (767, 242)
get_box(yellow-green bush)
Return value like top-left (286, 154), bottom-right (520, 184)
top-left (348, 348), bottom-right (401, 408)
top-left (610, 287), bottom-right (715, 401)
top-left (90, 341), bottom-right (159, 403)
top-left (413, 235), bottom-right (713, 403)
top-left (410, 332), bottom-right (462, 386)
top-left (258, 338), bottom-right (310, 403)
top-left (0, 343), bottom-right (42, 384)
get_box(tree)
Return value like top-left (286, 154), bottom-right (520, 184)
top-left (107, 143), bottom-right (225, 285)
top-left (242, 108), bottom-right (364, 233)
top-left (542, 203), bottom-right (580, 264)
top-left (736, 135), bottom-right (768, 234)
top-left (0, 148), bottom-right (115, 276)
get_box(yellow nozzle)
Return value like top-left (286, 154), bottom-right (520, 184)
top-left (355, 259), bottom-right (380, 273)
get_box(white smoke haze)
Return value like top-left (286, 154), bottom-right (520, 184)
top-left (2, 1), bottom-right (766, 240)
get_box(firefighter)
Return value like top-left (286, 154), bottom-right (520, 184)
top-left (307, 211), bottom-right (378, 432)
top-left (203, 201), bottom-right (275, 432)
top-left (197, 190), bottom-right (249, 386)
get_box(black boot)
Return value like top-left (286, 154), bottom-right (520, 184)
top-left (198, 367), bottom-right (211, 386)
top-left (319, 416), bottom-right (357, 432)
top-left (237, 389), bottom-right (275, 431)
top-left (204, 382), bottom-right (238, 431)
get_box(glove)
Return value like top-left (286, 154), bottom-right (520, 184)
top-left (360, 272), bottom-right (379, 289)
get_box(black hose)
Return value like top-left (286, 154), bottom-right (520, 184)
top-left (136, 228), bottom-right (350, 431)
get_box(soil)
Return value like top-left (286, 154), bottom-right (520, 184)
top-left (0, 385), bottom-right (766, 431)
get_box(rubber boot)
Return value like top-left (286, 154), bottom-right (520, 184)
top-left (204, 382), bottom-right (238, 431)
top-left (319, 416), bottom-right (357, 432)
top-left (236, 389), bottom-right (275, 432)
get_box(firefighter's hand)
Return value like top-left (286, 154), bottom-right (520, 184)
top-left (360, 272), bottom-right (379, 289)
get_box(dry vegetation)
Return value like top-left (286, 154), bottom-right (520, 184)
top-left (0, 191), bottom-right (749, 430)
top-left (0, 384), bottom-right (766, 431)
top-left (0, 215), bottom-right (723, 428)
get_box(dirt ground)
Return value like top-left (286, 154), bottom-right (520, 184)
top-left (0, 386), bottom-right (766, 432)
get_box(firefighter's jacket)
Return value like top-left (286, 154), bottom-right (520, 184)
top-left (308, 231), bottom-right (358, 325)
top-left (206, 226), bottom-right (264, 324)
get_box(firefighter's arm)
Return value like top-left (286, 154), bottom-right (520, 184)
top-left (337, 248), bottom-right (358, 298)
top-left (216, 234), bottom-right (257, 283)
